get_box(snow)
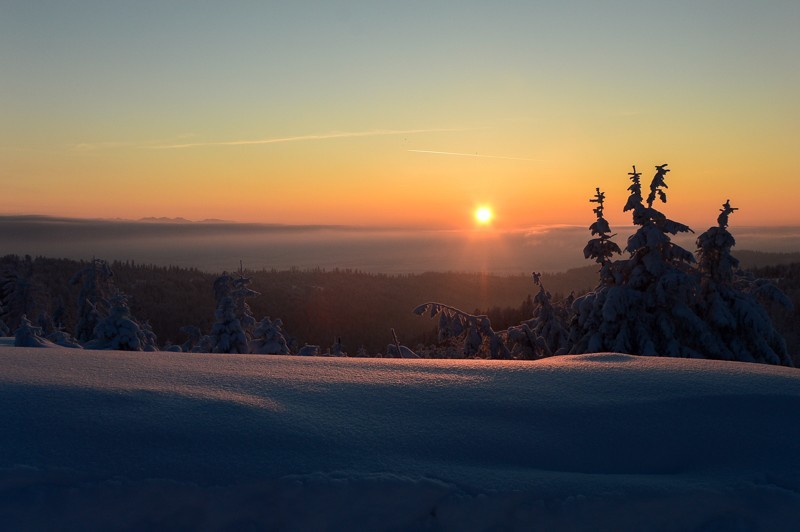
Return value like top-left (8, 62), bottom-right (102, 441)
top-left (1, 347), bottom-right (799, 530)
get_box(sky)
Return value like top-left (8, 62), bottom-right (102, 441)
top-left (1, 1), bottom-right (799, 230)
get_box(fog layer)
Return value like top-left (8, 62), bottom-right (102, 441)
top-left (2, 216), bottom-right (799, 273)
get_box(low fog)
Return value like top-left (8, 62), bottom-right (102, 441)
top-left (2, 216), bottom-right (800, 274)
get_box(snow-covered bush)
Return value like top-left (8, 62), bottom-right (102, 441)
top-left (179, 325), bottom-right (203, 353)
top-left (139, 321), bottom-right (159, 352)
top-left (14, 314), bottom-right (53, 348)
top-left (329, 337), bottom-right (347, 357)
top-left (414, 303), bottom-right (510, 359)
top-left (84, 293), bottom-right (150, 351)
top-left (297, 344), bottom-right (320, 357)
top-left (250, 317), bottom-right (291, 355)
top-left (47, 327), bottom-right (83, 349)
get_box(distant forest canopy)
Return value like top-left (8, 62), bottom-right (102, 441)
top-left (0, 250), bottom-right (798, 361)
top-left (0, 254), bottom-right (594, 352)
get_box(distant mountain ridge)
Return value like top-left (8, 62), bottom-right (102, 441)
top-left (137, 217), bottom-right (233, 224)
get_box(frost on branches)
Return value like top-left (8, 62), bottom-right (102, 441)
top-left (571, 165), bottom-right (792, 366)
top-left (570, 164), bottom-right (703, 357)
top-left (506, 273), bottom-right (571, 359)
top-left (250, 317), bottom-right (291, 355)
top-left (208, 296), bottom-right (249, 354)
top-left (695, 200), bottom-right (791, 365)
top-left (202, 265), bottom-right (294, 355)
top-left (412, 163), bottom-right (792, 367)
top-left (84, 293), bottom-right (153, 351)
top-left (414, 303), bottom-right (510, 359)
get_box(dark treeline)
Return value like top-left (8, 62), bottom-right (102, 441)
top-left (0, 254), bottom-right (596, 353)
top-left (2, 252), bottom-right (798, 362)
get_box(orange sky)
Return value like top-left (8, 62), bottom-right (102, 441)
top-left (2, 3), bottom-right (798, 231)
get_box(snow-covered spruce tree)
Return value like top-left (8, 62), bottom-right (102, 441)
top-left (571, 164), bottom-right (719, 357)
top-left (14, 314), bottom-right (53, 348)
top-left (695, 200), bottom-right (792, 365)
top-left (250, 317), bottom-right (291, 355)
top-left (208, 295), bottom-right (249, 354)
top-left (414, 303), bottom-right (510, 359)
top-left (84, 292), bottom-right (150, 351)
top-left (70, 258), bottom-right (115, 344)
top-left (568, 187), bottom-right (622, 352)
top-left (584, 188), bottom-right (622, 280)
top-left (231, 272), bottom-right (258, 335)
top-left (505, 273), bottom-right (570, 359)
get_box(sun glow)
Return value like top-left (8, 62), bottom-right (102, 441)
top-left (475, 206), bottom-right (493, 225)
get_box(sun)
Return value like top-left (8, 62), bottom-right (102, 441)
top-left (475, 206), bottom-right (493, 225)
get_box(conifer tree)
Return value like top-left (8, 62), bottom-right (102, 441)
top-left (70, 258), bottom-right (115, 343)
top-left (231, 264), bottom-right (259, 335)
top-left (571, 164), bottom-right (714, 357)
top-left (506, 273), bottom-right (570, 358)
top-left (584, 188), bottom-right (621, 270)
top-left (250, 317), bottom-right (291, 355)
top-left (85, 292), bottom-right (150, 351)
top-left (695, 200), bottom-right (792, 365)
top-left (208, 296), bottom-right (249, 354)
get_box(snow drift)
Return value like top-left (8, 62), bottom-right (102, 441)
top-left (1, 347), bottom-right (798, 530)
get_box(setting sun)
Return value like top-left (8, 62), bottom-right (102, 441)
top-left (475, 207), bottom-right (493, 224)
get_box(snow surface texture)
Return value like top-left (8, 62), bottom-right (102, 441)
top-left (1, 348), bottom-right (799, 531)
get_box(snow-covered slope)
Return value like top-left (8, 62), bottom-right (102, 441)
top-left (1, 348), bottom-right (798, 531)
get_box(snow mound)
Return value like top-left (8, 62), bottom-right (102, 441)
top-left (1, 348), bottom-right (798, 530)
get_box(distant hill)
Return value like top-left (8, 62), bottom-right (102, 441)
top-left (136, 217), bottom-right (234, 224)
top-left (137, 217), bottom-right (193, 224)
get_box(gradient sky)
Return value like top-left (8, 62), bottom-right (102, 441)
top-left (1, 1), bottom-right (798, 229)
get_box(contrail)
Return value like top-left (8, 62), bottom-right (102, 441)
top-left (408, 149), bottom-right (535, 161)
top-left (151, 128), bottom-right (466, 149)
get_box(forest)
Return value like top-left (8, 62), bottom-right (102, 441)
top-left (0, 255), bottom-right (596, 354)
top-left (2, 165), bottom-right (799, 366)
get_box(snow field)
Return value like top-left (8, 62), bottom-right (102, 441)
top-left (1, 347), bottom-right (799, 530)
